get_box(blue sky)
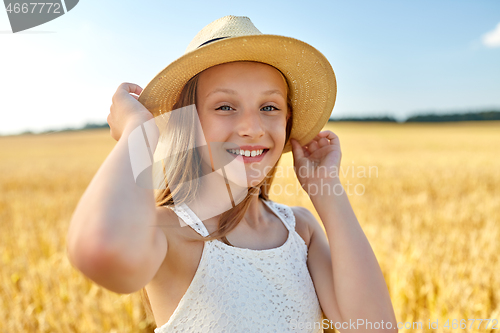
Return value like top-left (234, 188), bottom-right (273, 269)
top-left (1, 0), bottom-right (499, 134)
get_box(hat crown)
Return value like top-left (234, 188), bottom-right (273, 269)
top-left (185, 15), bottom-right (262, 54)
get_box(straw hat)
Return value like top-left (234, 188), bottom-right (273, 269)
top-left (137, 15), bottom-right (337, 154)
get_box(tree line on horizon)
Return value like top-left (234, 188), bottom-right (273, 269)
top-left (329, 110), bottom-right (500, 123)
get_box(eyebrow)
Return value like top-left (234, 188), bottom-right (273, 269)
top-left (206, 88), bottom-right (285, 98)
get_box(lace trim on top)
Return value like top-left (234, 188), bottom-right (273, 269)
top-left (169, 199), bottom-right (294, 231)
top-left (166, 199), bottom-right (307, 255)
top-left (170, 202), bottom-right (210, 237)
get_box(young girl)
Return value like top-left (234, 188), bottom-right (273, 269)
top-left (66, 15), bottom-right (397, 332)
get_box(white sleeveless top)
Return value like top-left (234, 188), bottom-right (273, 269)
top-left (154, 198), bottom-right (324, 333)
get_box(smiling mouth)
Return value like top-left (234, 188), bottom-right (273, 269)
top-left (225, 148), bottom-right (270, 157)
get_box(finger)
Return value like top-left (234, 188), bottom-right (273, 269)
top-left (318, 137), bottom-right (330, 147)
top-left (131, 94), bottom-right (139, 100)
top-left (314, 130), bottom-right (335, 138)
top-left (316, 130), bottom-right (339, 144)
top-left (308, 140), bottom-right (319, 152)
top-left (290, 138), bottom-right (304, 160)
top-left (117, 82), bottom-right (143, 96)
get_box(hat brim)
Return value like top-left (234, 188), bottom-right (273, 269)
top-left (137, 34), bottom-right (337, 154)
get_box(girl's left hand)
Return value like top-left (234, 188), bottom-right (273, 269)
top-left (290, 131), bottom-right (342, 193)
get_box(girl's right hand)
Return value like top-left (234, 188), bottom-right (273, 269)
top-left (107, 82), bottom-right (154, 141)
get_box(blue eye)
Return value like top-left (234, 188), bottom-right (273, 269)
top-left (262, 105), bottom-right (279, 111)
top-left (216, 105), bottom-right (233, 111)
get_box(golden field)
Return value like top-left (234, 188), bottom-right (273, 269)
top-left (0, 121), bottom-right (499, 332)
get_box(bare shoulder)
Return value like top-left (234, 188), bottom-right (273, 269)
top-left (155, 205), bottom-right (204, 243)
top-left (149, 205), bottom-right (206, 284)
top-left (290, 205), bottom-right (323, 249)
top-left (291, 206), bottom-right (326, 247)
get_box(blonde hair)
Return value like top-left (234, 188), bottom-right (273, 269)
top-left (139, 62), bottom-right (294, 324)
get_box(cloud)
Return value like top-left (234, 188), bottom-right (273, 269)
top-left (482, 22), bottom-right (500, 48)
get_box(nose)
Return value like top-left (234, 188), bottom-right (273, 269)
top-left (236, 108), bottom-right (265, 139)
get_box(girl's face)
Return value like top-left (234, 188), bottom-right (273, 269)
top-left (196, 61), bottom-right (289, 188)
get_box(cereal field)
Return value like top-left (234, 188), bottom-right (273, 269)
top-left (1, 121), bottom-right (499, 332)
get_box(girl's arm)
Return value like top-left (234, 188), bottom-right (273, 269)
top-left (66, 83), bottom-right (167, 294)
top-left (291, 134), bottom-right (397, 332)
top-left (309, 177), bottom-right (397, 332)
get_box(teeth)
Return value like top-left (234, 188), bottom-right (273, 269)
top-left (226, 149), bottom-right (266, 157)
